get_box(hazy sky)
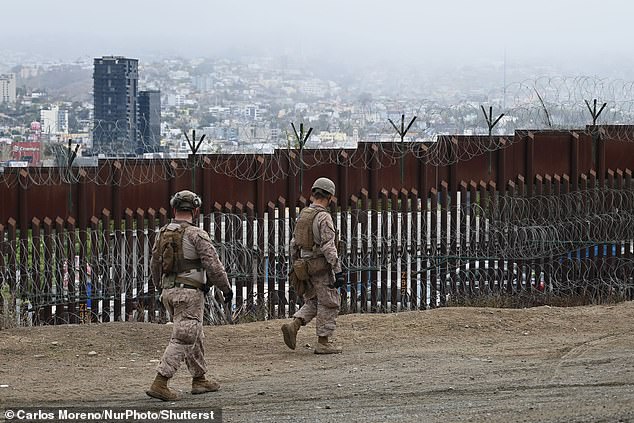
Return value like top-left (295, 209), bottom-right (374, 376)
top-left (2, 0), bottom-right (632, 68)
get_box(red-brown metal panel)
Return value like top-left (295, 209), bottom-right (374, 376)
top-left (4, 127), bottom-right (634, 225)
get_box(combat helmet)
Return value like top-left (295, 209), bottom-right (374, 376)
top-left (170, 190), bottom-right (202, 211)
top-left (311, 177), bottom-right (336, 196)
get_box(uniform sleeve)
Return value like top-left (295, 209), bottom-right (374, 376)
top-left (290, 210), bottom-right (303, 261)
top-left (290, 235), bottom-right (300, 261)
top-left (190, 228), bottom-right (231, 294)
top-left (317, 212), bottom-right (342, 273)
top-left (150, 233), bottom-right (162, 290)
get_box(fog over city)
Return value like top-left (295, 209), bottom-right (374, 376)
top-left (2, 0), bottom-right (633, 75)
top-left (3, 0), bottom-right (634, 161)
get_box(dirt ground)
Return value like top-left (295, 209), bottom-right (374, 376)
top-left (1, 302), bottom-right (634, 423)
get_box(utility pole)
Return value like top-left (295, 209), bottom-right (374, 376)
top-left (503, 48), bottom-right (507, 110)
top-left (290, 122), bottom-right (313, 191)
top-left (481, 106), bottom-right (504, 175)
top-left (388, 114), bottom-right (417, 186)
top-left (184, 129), bottom-right (206, 192)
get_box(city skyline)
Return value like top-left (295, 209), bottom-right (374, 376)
top-left (3, 0), bottom-right (634, 165)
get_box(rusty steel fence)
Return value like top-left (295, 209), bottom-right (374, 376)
top-left (2, 169), bottom-right (634, 326)
top-left (5, 128), bottom-right (634, 227)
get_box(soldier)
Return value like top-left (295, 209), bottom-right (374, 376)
top-left (282, 177), bottom-right (345, 354)
top-left (146, 190), bottom-right (233, 401)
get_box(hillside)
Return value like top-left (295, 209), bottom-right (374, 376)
top-left (18, 65), bottom-right (92, 102)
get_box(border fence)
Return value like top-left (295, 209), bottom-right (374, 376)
top-left (2, 127), bottom-right (634, 326)
top-left (1, 169), bottom-right (634, 326)
top-left (4, 127), bottom-right (634, 225)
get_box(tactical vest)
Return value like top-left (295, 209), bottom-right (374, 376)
top-left (292, 207), bottom-right (331, 280)
top-left (294, 207), bottom-right (323, 250)
top-left (158, 222), bottom-right (203, 289)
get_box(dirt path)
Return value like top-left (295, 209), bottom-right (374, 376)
top-left (2, 303), bottom-right (634, 422)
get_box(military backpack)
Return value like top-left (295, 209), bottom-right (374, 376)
top-left (160, 223), bottom-right (187, 274)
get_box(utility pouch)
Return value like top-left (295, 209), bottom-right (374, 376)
top-left (289, 268), bottom-right (311, 297)
top-left (161, 273), bottom-right (176, 289)
top-left (293, 258), bottom-right (310, 281)
top-left (306, 256), bottom-right (329, 275)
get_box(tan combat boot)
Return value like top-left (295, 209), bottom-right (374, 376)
top-left (314, 336), bottom-right (343, 354)
top-left (191, 376), bottom-right (220, 394)
top-left (146, 373), bottom-right (181, 401)
top-left (281, 318), bottom-right (302, 350)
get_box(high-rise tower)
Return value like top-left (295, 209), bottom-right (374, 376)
top-left (92, 56), bottom-right (138, 155)
top-left (138, 90), bottom-right (161, 153)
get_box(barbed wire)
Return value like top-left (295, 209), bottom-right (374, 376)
top-left (1, 185), bottom-right (633, 325)
top-left (3, 76), bottom-right (634, 187)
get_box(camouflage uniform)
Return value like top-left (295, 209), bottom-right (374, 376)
top-left (150, 221), bottom-right (230, 379)
top-left (292, 204), bottom-right (342, 338)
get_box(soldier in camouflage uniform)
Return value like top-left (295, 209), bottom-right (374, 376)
top-left (282, 177), bottom-right (345, 354)
top-left (146, 190), bottom-right (233, 401)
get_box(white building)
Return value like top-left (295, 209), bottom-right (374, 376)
top-left (167, 94), bottom-right (196, 107)
top-left (40, 105), bottom-right (69, 134)
top-left (208, 106), bottom-right (231, 119)
top-left (245, 104), bottom-right (259, 120)
top-left (0, 74), bottom-right (16, 104)
top-left (316, 131), bottom-right (347, 144)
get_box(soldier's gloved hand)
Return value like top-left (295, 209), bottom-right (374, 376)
top-left (334, 272), bottom-right (345, 289)
top-left (223, 289), bottom-right (233, 304)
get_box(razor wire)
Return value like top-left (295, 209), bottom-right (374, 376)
top-left (2, 185), bottom-right (634, 325)
top-left (3, 75), bottom-right (634, 187)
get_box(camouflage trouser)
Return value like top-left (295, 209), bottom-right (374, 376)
top-left (294, 271), bottom-right (340, 337)
top-left (156, 287), bottom-right (206, 379)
